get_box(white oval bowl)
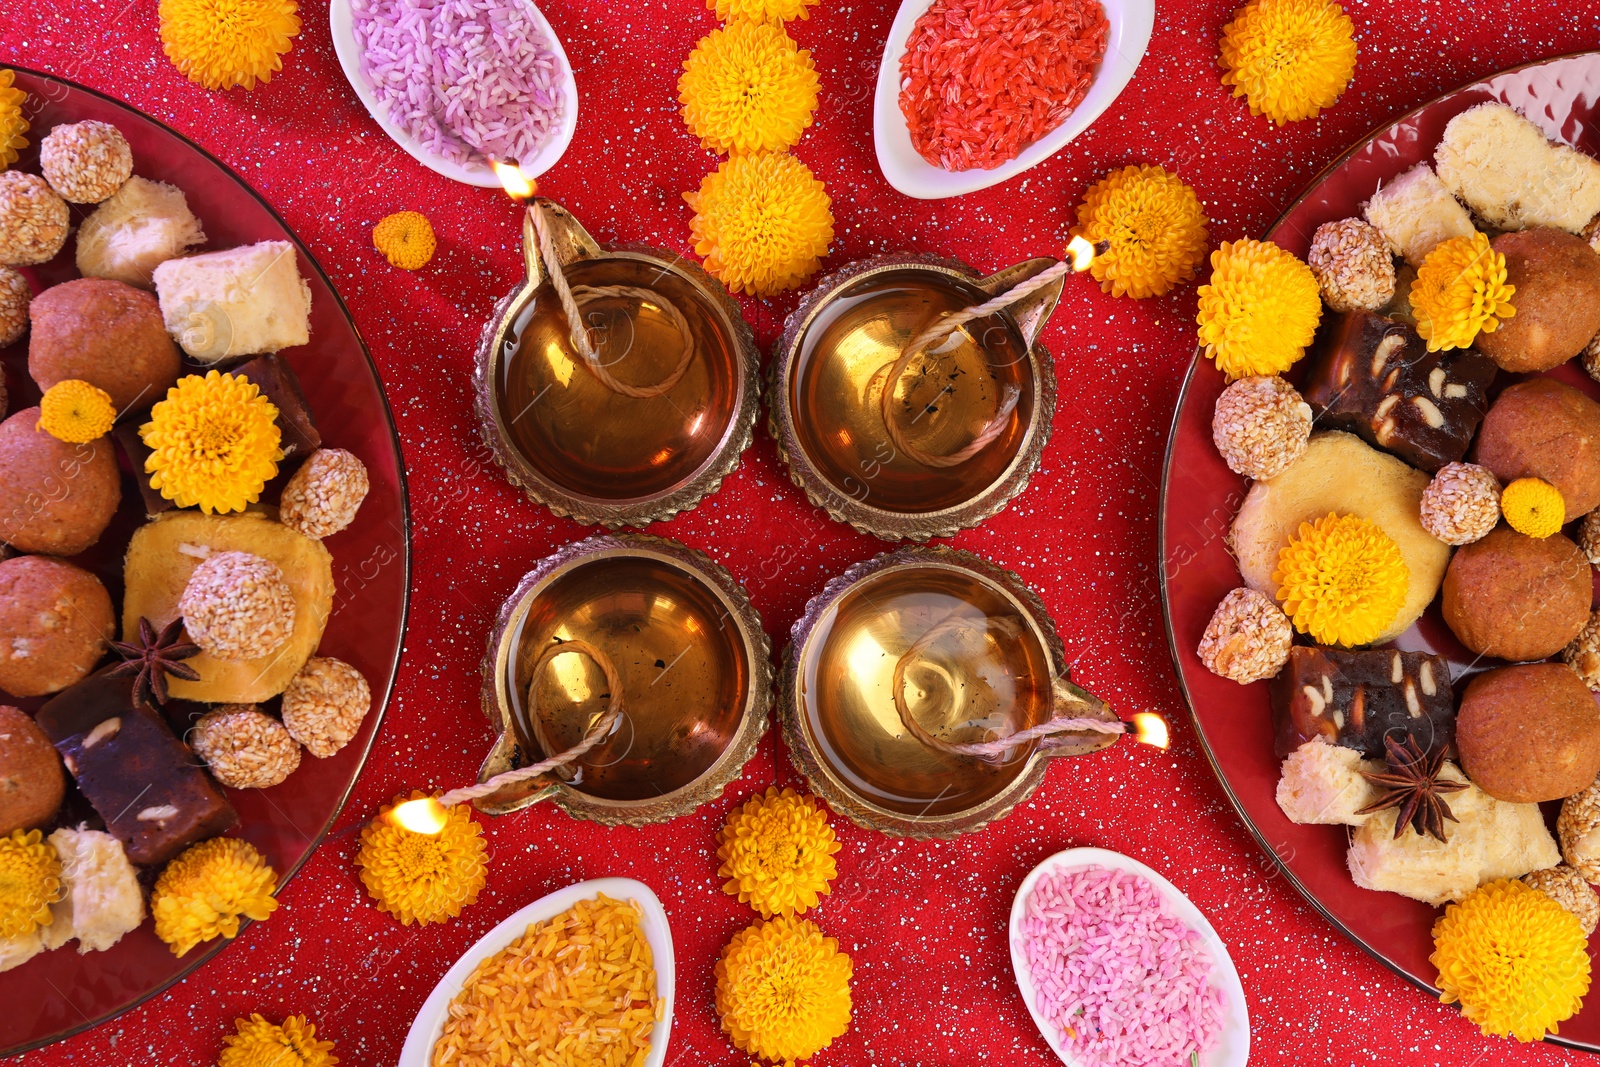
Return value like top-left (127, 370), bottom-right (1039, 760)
top-left (399, 877), bottom-right (675, 1067)
top-left (874, 0), bottom-right (1153, 199)
top-left (1009, 847), bottom-right (1250, 1067)
top-left (329, 0), bottom-right (579, 188)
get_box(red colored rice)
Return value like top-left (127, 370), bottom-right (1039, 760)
top-left (898, 0), bottom-right (1109, 172)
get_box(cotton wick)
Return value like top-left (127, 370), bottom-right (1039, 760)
top-left (880, 240), bottom-right (1108, 469)
top-left (435, 639), bottom-right (624, 809)
top-left (526, 205), bottom-right (695, 399)
top-left (891, 612), bottom-right (1123, 765)
top-left (493, 160), bottom-right (694, 400)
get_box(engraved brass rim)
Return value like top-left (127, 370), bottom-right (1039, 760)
top-left (474, 200), bottom-right (761, 529)
top-left (779, 545), bottom-right (1115, 839)
top-left (476, 533), bottom-right (772, 825)
top-left (769, 252), bottom-right (1060, 542)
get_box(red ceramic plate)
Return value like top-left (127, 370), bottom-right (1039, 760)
top-left (1161, 52), bottom-right (1600, 1051)
top-left (0, 69), bottom-right (410, 1055)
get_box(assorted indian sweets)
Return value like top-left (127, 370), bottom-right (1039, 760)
top-left (1195, 99), bottom-right (1600, 1040)
top-left (1017, 866), bottom-right (1224, 1067)
top-left (0, 105), bottom-right (374, 971)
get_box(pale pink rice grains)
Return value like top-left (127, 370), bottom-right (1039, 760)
top-left (352, 0), bottom-right (566, 168)
top-left (1021, 865), bottom-right (1224, 1066)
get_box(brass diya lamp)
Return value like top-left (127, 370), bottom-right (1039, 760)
top-left (779, 545), bottom-right (1165, 838)
top-left (769, 240), bottom-right (1099, 541)
top-left (474, 165), bottom-right (762, 527)
top-left (458, 533), bottom-right (770, 826)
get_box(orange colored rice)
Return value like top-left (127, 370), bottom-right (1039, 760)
top-left (898, 0), bottom-right (1109, 172)
top-left (431, 894), bottom-right (660, 1067)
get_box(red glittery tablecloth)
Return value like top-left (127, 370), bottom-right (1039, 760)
top-left (6, 2), bottom-right (1600, 1064)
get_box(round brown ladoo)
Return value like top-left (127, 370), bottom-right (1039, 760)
top-left (0, 407), bottom-right (121, 555)
top-left (1458, 663), bottom-right (1600, 803)
top-left (1475, 228), bottom-right (1600, 373)
top-left (1441, 526), bottom-right (1592, 662)
top-left (0, 556), bottom-right (114, 697)
top-left (28, 277), bottom-right (181, 411)
top-left (0, 705), bottom-right (64, 833)
top-left (1474, 378), bottom-right (1600, 518)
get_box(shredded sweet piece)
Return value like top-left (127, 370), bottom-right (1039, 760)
top-left (898, 0), bottom-right (1108, 172)
top-left (1021, 865), bottom-right (1224, 1066)
top-left (431, 894), bottom-right (658, 1067)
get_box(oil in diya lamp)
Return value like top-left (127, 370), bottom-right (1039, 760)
top-left (768, 238), bottom-right (1104, 541)
top-left (391, 534), bottom-right (771, 834)
top-left (778, 545), bottom-right (1167, 839)
top-left (473, 163), bottom-right (762, 528)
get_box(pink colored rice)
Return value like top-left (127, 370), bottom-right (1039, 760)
top-left (1020, 865), bottom-right (1224, 1066)
top-left (352, 0), bottom-right (566, 168)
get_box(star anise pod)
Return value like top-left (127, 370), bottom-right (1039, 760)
top-left (1357, 733), bottom-right (1467, 843)
top-left (106, 617), bottom-right (202, 707)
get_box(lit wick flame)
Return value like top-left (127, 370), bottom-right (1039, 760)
top-left (1065, 234), bottom-right (1109, 273)
top-left (1129, 712), bottom-right (1170, 750)
top-left (389, 796), bottom-right (450, 835)
top-left (491, 160), bottom-right (536, 201)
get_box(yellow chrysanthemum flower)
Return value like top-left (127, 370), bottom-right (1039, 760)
top-left (38, 380), bottom-right (116, 443)
top-left (680, 22), bottom-right (820, 156)
top-left (1410, 232), bottom-right (1516, 352)
top-left (1432, 879), bottom-right (1591, 1042)
top-left (152, 837), bottom-right (278, 956)
top-left (1196, 239), bottom-right (1323, 380)
top-left (715, 915), bottom-right (852, 1064)
top-left (1273, 513), bottom-right (1409, 646)
top-left (159, 0), bottom-right (301, 91)
top-left (685, 151), bottom-right (833, 297)
top-left (0, 70), bottom-right (29, 171)
top-left (356, 791), bottom-right (487, 926)
top-left (1071, 164), bottom-right (1210, 299)
top-left (219, 1014), bottom-right (338, 1067)
top-left (1501, 477), bottom-right (1565, 538)
top-left (718, 786), bottom-right (840, 919)
top-left (1219, 0), bottom-right (1357, 125)
top-left (709, 0), bottom-right (816, 24)
top-left (372, 211), bottom-right (435, 270)
top-left (0, 829), bottom-right (62, 939)
top-left (140, 370), bottom-right (284, 514)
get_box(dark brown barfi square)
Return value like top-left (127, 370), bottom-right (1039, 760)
top-left (1270, 645), bottom-right (1454, 758)
top-left (1304, 311), bottom-right (1496, 472)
